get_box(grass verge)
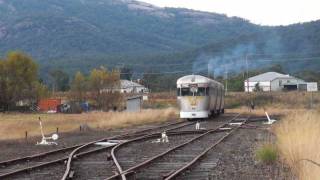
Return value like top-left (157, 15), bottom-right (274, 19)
top-left (273, 110), bottom-right (320, 180)
top-left (0, 108), bottom-right (178, 140)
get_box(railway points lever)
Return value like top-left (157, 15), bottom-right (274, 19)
top-left (36, 117), bottom-right (59, 145)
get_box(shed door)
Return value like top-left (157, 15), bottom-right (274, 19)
top-left (283, 85), bottom-right (297, 91)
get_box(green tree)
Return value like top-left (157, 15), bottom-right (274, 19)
top-left (89, 67), bottom-right (121, 110)
top-left (0, 60), bottom-right (8, 110)
top-left (120, 67), bottom-right (133, 80)
top-left (0, 52), bottom-right (48, 111)
top-left (6, 52), bottom-right (38, 104)
top-left (70, 71), bottom-right (87, 102)
top-left (268, 64), bottom-right (284, 73)
top-left (32, 81), bottom-right (50, 101)
top-left (49, 69), bottom-right (70, 92)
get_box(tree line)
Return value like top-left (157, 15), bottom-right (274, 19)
top-left (0, 52), bottom-right (123, 112)
top-left (0, 52), bottom-right (48, 111)
top-left (69, 67), bottom-right (122, 111)
top-left (1, 51), bottom-right (318, 112)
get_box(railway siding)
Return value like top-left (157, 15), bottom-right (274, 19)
top-left (0, 114), bottom-right (290, 180)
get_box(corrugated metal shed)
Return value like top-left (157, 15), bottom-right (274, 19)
top-left (244, 71), bottom-right (311, 92)
top-left (247, 72), bottom-right (293, 82)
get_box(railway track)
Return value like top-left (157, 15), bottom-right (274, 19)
top-left (0, 120), bottom-right (195, 179)
top-left (106, 113), bottom-right (249, 180)
top-left (60, 115), bottom-right (238, 179)
top-left (61, 121), bottom-right (199, 180)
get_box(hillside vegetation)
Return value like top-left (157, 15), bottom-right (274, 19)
top-left (0, 0), bottom-right (319, 77)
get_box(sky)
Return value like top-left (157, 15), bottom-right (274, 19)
top-left (141, 0), bottom-right (320, 26)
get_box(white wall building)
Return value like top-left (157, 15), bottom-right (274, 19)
top-left (120, 80), bottom-right (148, 94)
top-left (244, 72), bottom-right (317, 92)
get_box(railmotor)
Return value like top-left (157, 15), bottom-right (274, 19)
top-left (177, 75), bottom-right (225, 119)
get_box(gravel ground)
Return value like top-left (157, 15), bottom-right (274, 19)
top-left (0, 114), bottom-right (293, 180)
top-left (177, 122), bottom-right (293, 180)
top-left (72, 148), bottom-right (117, 180)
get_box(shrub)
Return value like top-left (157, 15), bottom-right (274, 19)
top-left (256, 143), bottom-right (278, 164)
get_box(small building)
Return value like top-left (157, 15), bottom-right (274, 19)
top-left (120, 80), bottom-right (148, 94)
top-left (244, 72), bottom-right (318, 92)
top-left (126, 96), bottom-right (142, 112)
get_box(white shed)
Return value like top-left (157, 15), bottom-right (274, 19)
top-left (126, 96), bottom-right (142, 112)
top-left (244, 72), bottom-right (308, 92)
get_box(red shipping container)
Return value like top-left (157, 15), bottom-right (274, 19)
top-left (38, 99), bottom-right (61, 112)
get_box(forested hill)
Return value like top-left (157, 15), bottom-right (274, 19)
top-left (0, 0), bottom-right (319, 75)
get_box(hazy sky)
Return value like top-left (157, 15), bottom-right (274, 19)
top-left (141, 0), bottom-right (320, 26)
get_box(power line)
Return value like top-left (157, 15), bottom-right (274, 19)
top-left (116, 56), bottom-right (320, 75)
top-left (114, 56), bottom-right (320, 68)
top-left (248, 56), bottom-right (320, 62)
top-left (113, 61), bottom-right (214, 68)
top-left (119, 68), bottom-right (208, 75)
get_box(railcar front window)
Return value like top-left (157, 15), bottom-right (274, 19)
top-left (194, 87), bottom-right (206, 96)
top-left (181, 88), bottom-right (192, 96)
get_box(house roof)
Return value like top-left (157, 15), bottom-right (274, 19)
top-left (247, 72), bottom-right (294, 82)
top-left (121, 80), bottom-right (145, 89)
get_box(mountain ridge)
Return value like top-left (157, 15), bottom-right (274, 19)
top-left (0, 0), bottom-right (319, 76)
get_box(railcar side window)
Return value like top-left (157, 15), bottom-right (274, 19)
top-left (181, 88), bottom-right (192, 96)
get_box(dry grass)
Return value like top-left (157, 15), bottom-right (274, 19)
top-left (225, 92), bottom-right (320, 109)
top-left (273, 110), bottom-right (320, 180)
top-left (143, 92), bottom-right (178, 109)
top-left (146, 91), bottom-right (320, 110)
top-left (227, 106), bottom-right (307, 116)
top-left (0, 108), bottom-right (178, 140)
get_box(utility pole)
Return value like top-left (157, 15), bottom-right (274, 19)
top-left (207, 62), bottom-right (209, 78)
top-left (310, 91), bottom-right (313, 109)
top-left (245, 54), bottom-right (252, 112)
top-left (207, 61), bottom-right (215, 79)
top-left (225, 67), bottom-right (228, 95)
top-left (246, 54), bottom-right (249, 93)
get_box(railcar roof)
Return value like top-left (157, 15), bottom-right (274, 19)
top-left (177, 75), bottom-right (213, 84)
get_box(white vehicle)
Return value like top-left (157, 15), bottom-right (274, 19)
top-left (177, 75), bottom-right (225, 119)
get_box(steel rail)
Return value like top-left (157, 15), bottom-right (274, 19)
top-left (106, 113), bottom-right (241, 180)
top-left (0, 120), bottom-right (186, 168)
top-left (0, 144), bottom-right (82, 166)
top-left (0, 131), bottom-right (202, 179)
top-left (0, 121), bottom-right (188, 179)
top-left (165, 115), bottom-right (250, 179)
top-left (0, 146), bottom-right (115, 179)
top-left (61, 121), bottom-right (196, 180)
top-left (108, 121), bottom-right (198, 180)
